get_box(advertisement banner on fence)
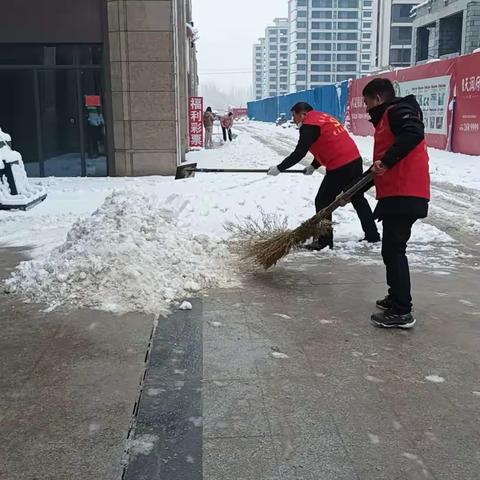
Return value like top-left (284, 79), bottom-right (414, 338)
top-left (189, 96), bottom-right (204, 148)
top-left (347, 59), bottom-right (456, 150)
top-left (453, 52), bottom-right (480, 155)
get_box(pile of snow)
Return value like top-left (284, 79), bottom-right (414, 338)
top-left (5, 190), bottom-right (237, 315)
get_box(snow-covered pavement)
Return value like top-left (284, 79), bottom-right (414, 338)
top-left (0, 120), bottom-right (477, 314)
top-left (241, 121), bottom-right (480, 249)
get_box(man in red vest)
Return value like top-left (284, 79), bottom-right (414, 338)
top-left (267, 102), bottom-right (379, 250)
top-left (362, 78), bottom-right (430, 329)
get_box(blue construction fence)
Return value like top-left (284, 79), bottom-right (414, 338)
top-left (247, 81), bottom-right (349, 123)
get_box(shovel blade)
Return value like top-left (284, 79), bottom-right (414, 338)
top-left (175, 162), bottom-right (197, 180)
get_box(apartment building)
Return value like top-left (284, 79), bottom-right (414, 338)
top-left (411, 0), bottom-right (480, 64)
top-left (253, 39), bottom-right (265, 100)
top-left (371, 0), bottom-right (419, 70)
top-left (288, 0), bottom-right (374, 92)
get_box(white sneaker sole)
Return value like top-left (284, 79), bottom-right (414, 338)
top-left (370, 318), bottom-right (416, 329)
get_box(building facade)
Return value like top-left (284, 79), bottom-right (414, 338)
top-left (0, 0), bottom-right (198, 177)
top-left (263, 19), bottom-right (289, 98)
top-left (288, 0), bottom-right (374, 92)
top-left (253, 39), bottom-right (265, 100)
top-left (412, 0), bottom-right (480, 64)
top-left (371, 0), bottom-right (419, 70)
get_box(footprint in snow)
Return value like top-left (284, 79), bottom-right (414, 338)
top-left (271, 352), bottom-right (289, 359)
top-left (273, 313), bottom-right (291, 320)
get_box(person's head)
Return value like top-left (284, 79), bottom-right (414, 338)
top-left (290, 102), bottom-right (313, 125)
top-left (206, 106), bottom-right (212, 113)
top-left (362, 78), bottom-right (396, 112)
top-left (228, 112), bottom-right (233, 117)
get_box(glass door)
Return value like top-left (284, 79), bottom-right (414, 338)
top-left (38, 69), bottom-right (82, 176)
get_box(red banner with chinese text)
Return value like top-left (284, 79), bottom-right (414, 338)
top-left (453, 52), bottom-right (480, 155)
top-left (189, 96), bottom-right (204, 148)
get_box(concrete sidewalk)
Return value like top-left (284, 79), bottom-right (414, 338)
top-left (2, 245), bottom-right (480, 479)
top-left (0, 248), bottom-right (155, 480)
top-left (125, 252), bottom-right (480, 480)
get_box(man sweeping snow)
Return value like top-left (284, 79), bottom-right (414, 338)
top-left (362, 78), bottom-right (430, 329)
top-left (267, 102), bottom-right (379, 250)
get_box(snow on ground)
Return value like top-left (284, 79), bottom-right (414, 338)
top-left (0, 120), bottom-right (477, 315)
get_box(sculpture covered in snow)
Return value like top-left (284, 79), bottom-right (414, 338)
top-left (0, 128), bottom-right (47, 210)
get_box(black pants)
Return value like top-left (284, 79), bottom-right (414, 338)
top-left (315, 158), bottom-right (379, 244)
top-left (381, 216), bottom-right (416, 314)
top-left (222, 127), bottom-right (232, 142)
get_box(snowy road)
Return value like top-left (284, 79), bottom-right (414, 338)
top-left (0, 120), bottom-right (478, 314)
top-left (239, 121), bottom-right (480, 252)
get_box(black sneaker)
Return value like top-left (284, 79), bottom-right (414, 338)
top-left (370, 310), bottom-right (416, 329)
top-left (304, 238), bottom-right (333, 251)
top-left (376, 296), bottom-right (393, 310)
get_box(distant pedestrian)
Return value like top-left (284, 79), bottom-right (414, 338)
top-left (203, 107), bottom-right (215, 149)
top-left (362, 78), bottom-right (430, 329)
top-left (221, 112), bottom-right (234, 142)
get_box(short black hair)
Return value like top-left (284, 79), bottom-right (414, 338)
top-left (206, 106), bottom-right (212, 112)
top-left (228, 112), bottom-right (233, 116)
top-left (291, 102), bottom-right (314, 114)
top-left (362, 78), bottom-right (395, 101)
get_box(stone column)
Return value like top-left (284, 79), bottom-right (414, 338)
top-left (107, 0), bottom-right (181, 176)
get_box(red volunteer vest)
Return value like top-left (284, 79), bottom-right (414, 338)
top-left (373, 107), bottom-right (430, 200)
top-left (303, 111), bottom-right (360, 171)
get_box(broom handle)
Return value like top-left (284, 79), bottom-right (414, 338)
top-left (315, 171), bottom-right (375, 220)
top-left (187, 168), bottom-right (305, 174)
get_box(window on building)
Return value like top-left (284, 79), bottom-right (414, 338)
top-left (362, 64), bottom-right (370, 70)
top-left (337, 64), bottom-right (357, 72)
top-left (363, 11), bottom-right (372, 18)
top-left (391, 4), bottom-right (415, 23)
top-left (336, 74), bottom-right (353, 81)
top-left (391, 26), bottom-right (412, 44)
top-left (297, 43), bottom-right (307, 50)
top-left (296, 84), bottom-right (306, 91)
top-left (297, 10), bottom-right (307, 17)
top-left (297, 32), bottom-right (307, 39)
top-left (311, 53), bottom-right (332, 61)
top-left (297, 21), bottom-right (307, 28)
top-left (390, 48), bottom-right (411, 64)
top-left (311, 21), bottom-right (333, 29)
top-left (280, 69), bottom-right (288, 74)
top-left (297, 53), bottom-right (307, 60)
top-left (297, 63), bottom-right (307, 71)
top-left (364, 0), bottom-right (372, 6)
top-left (337, 53), bottom-right (357, 61)
top-left (337, 22), bottom-right (358, 30)
top-left (363, 22), bottom-right (371, 29)
top-left (311, 64), bottom-right (332, 72)
top-left (312, 0), bottom-right (332, 7)
top-left (280, 37), bottom-right (287, 43)
top-left (312, 11), bottom-right (333, 19)
top-left (338, 32), bottom-right (358, 40)
top-left (311, 74), bottom-right (332, 82)
top-left (362, 32), bottom-right (371, 39)
top-left (296, 75), bottom-right (306, 81)
top-left (280, 45), bottom-right (288, 51)
top-left (338, 0), bottom-right (358, 7)
top-left (338, 11), bottom-right (358, 19)
top-left (362, 53), bottom-right (370, 60)
top-left (297, 0), bottom-right (307, 5)
top-left (269, 61), bottom-right (276, 66)
top-left (362, 43), bottom-right (370, 49)
top-left (311, 43), bottom-right (332, 51)
top-left (312, 32), bottom-right (332, 40)
top-left (337, 43), bottom-right (357, 51)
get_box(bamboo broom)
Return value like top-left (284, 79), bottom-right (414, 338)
top-left (242, 171), bottom-right (374, 269)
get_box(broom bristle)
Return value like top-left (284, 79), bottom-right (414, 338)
top-left (226, 210), bottom-right (332, 270)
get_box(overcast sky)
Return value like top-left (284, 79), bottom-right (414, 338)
top-left (193, 0), bottom-right (288, 92)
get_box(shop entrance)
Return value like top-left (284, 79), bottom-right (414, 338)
top-left (0, 44), bottom-right (108, 177)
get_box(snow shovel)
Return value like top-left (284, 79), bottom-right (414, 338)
top-left (175, 163), bottom-right (305, 180)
